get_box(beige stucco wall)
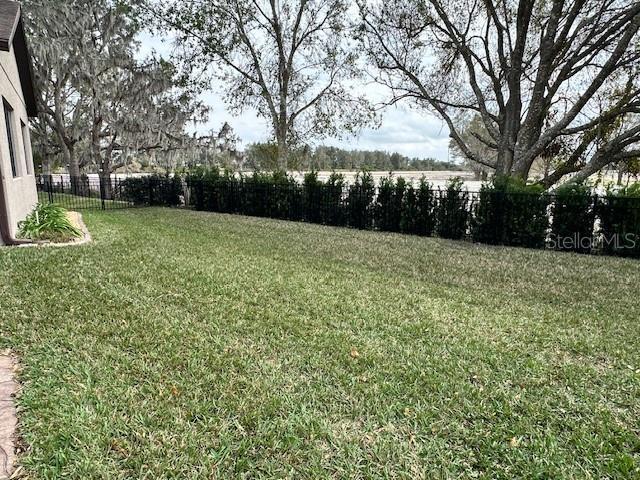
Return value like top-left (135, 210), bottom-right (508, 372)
top-left (0, 42), bottom-right (36, 245)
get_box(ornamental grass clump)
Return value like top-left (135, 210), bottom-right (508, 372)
top-left (19, 203), bottom-right (82, 242)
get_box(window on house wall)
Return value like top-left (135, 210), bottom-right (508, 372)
top-left (3, 99), bottom-right (18, 177)
top-left (20, 120), bottom-right (32, 175)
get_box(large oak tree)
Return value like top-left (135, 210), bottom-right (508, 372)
top-left (144, 0), bottom-right (376, 170)
top-left (359, 0), bottom-right (640, 187)
top-left (25, 0), bottom-right (205, 188)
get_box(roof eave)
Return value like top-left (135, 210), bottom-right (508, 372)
top-left (0, 1), bottom-right (19, 52)
top-left (12, 17), bottom-right (38, 117)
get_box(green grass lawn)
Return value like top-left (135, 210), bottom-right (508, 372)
top-left (1, 208), bottom-right (639, 479)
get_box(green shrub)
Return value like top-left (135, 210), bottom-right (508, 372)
top-left (18, 203), bottom-right (82, 242)
top-left (218, 170), bottom-right (241, 214)
top-left (150, 174), bottom-right (183, 207)
top-left (436, 178), bottom-right (469, 240)
top-left (189, 168), bottom-right (242, 213)
top-left (187, 167), bottom-right (222, 211)
top-left (375, 175), bottom-right (406, 232)
top-left (473, 176), bottom-right (549, 248)
top-left (550, 183), bottom-right (595, 254)
top-left (265, 171), bottom-right (301, 220)
top-left (189, 169), bottom-right (301, 220)
top-left (346, 171), bottom-right (375, 230)
top-left (303, 171), bottom-right (323, 223)
top-left (400, 183), bottom-right (418, 234)
top-left (120, 176), bottom-right (149, 205)
top-left (399, 177), bottom-right (437, 236)
top-left (597, 183), bottom-right (640, 257)
top-left (121, 174), bottom-right (183, 207)
top-left (322, 172), bottom-right (346, 226)
top-left (415, 178), bottom-right (437, 236)
top-left (167, 174), bottom-right (184, 206)
top-left (239, 171), bottom-right (269, 217)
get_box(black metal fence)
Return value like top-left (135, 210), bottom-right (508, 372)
top-left (36, 175), bottom-right (640, 257)
top-left (36, 175), bottom-right (137, 210)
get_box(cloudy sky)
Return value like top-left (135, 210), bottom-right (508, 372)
top-left (139, 34), bottom-right (453, 161)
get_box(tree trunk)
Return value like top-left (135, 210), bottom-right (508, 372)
top-left (99, 169), bottom-right (112, 201)
top-left (543, 157), bottom-right (550, 179)
top-left (99, 149), bottom-right (113, 201)
top-left (63, 143), bottom-right (82, 194)
top-left (99, 147), bottom-right (115, 201)
top-left (511, 159), bottom-right (531, 180)
top-left (41, 156), bottom-right (52, 176)
top-left (276, 128), bottom-right (288, 172)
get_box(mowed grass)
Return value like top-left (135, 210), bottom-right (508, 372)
top-left (37, 191), bottom-right (132, 209)
top-left (1, 208), bottom-right (639, 479)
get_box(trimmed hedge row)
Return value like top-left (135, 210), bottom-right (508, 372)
top-left (598, 184), bottom-right (640, 257)
top-left (120, 174), bottom-right (183, 207)
top-left (550, 183), bottom-right (596, 254)
top-left (123, 170), bottom-right (640, 258)
top-left (473, 177), bottom-right (549, 248)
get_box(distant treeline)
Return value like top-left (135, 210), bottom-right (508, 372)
top-left (243, 143), bottom-right (463, 172)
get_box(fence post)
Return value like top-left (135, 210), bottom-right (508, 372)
top-left (99, 176), bottom-right (106, 210)
top-left (149, 177), bottom-right (155, 206)
top-left (47, 175), bottom-right (53, 204)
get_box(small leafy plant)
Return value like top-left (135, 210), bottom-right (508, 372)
top-left (18, 203), bottom-right (82, 242)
